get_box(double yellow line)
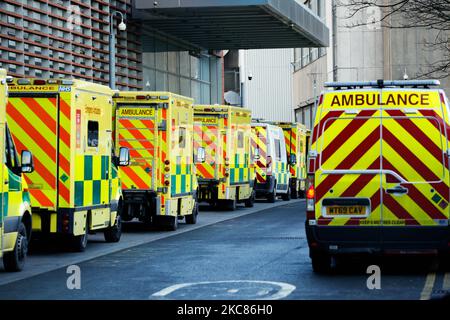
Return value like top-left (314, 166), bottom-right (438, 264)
top-left (420, 259), bottom-right (450, 300)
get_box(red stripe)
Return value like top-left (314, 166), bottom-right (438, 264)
top-left (197, 164), bottom-right (214, 179)
top-left (316, 128), bottom-right (380, 201)
top-left (29, 189), bottom-right (54, 207)
top-left (382, 127), bottom-right (447, 196)
top-left (256, 172), bottom-right (265, 183)
top-left (121, 166), bottom-right (149, 189)
top-left (383, 158), bottom-right (448, 220)
top-left (58, 181), bottom-right (70, 204)
top-left (321, 110), bottom-right (377, 164)
top-left (22, 98), bottom-right (56, 134)
top-left (118, 135), bottom-right (152, 159)
top-left (311, 110), bottom-right (345, 144)
top-left (8, 102), bottom-right (57, 162)
top-left (383, 194), bottom-right (420, 226)
top-left (340, 157), bottom-right (380, 197)
top-left (12, 135), bottom-right (56, 189)
top-left (118, 120), bottom-right (155, 155)
top-left (58, 98), bottom-right (71, 120)
top-left (386, 110), bottom-right (444, 167)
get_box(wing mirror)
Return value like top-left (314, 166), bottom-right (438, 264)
top-left (196, 147), bottom-right (206, 163)
top-left (21, 150), bottom-right (34, 173)
top-left (118, 147), bottom-right (130, 167)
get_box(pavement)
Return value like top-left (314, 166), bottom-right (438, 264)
top-left (0, 199), bottom-right (449, 300)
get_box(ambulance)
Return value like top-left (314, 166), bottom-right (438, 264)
top-left (113, 92), bottom-right (198, 231)
top-left (306, 80), bottom-right (450, 272)
top-left (251, 122), bottom-right (291, 202)
top-left (6, 78), bottom-right (130, 252)
top-left (273, 122), bottom-right (309, 199)
top-left (0, 70), bottom-right (35, 271)
top-left (193, 105), bottom-right (255, 210)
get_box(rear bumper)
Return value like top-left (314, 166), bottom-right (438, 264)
top-left (306, 222), bottom-right (450, 254)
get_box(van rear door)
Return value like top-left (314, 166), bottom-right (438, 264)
top-left (193, 115), bottom-right (220, 180)
top-left (380, 90), bottom-right (449, 237)
top-left (116, 104), bottom-right (157, 190)
top-left (314, 90), bottom-right (383, 239)
top-left (7, 94), bottom-right (62, 210)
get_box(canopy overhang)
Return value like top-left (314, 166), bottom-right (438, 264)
top-left (133, 0), bottom-right (329, 50)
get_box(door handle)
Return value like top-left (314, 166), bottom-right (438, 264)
top-left (4, 180), bottom-right (7, 185)
top-left (386, 186), bottom-right (408, 195)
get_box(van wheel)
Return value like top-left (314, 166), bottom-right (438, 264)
top-left (155, 215), bottom-right (178, 231)
top-left (267, 185), bottom-right (277, 203)
top-left (185, 202), bottom-right (199, 225)
top-left (291, 186), bottom-right (299, 199)
top-left (104, 214), bottom-right (122, 243)
top-left (282, 187), bottom-right (291, 201)
top-left (71, 218), bottom-right (88, 252)
top-left (311, 252), bottom-right (332, 274)
top-left (226, 199), bottom-right (237, 211)
top-left (3, 223), bottom-right (28, 272)
top-left (245, 190), bottom-right (256, 208)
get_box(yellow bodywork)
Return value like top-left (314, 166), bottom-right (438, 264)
top-left (113, 92), bottom-right (197, 219)
top-left (0, 69), bottom-right (33, 258)
top-left (193, 105), bottom-right (254, 203)
top-left (6, 78), bottom-right (121, 237)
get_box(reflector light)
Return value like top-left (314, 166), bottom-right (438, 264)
top-left (164, 160), bottom-right (170, 165)
top-left (164, 180), bottom-right (170, 186)
top-left (306, 185), bottom-right (315, 199)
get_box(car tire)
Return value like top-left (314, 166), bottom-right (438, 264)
top-left (244, 190), bottom-right (256, 208)
top-left (311, 252), bottom-right (332, 274)
top-left (71, 218), bottom-right (88, 252)
top-left (185, 202), bottom-right (199, 225)
top-left (282, 186), bottom-right (291, 201)
top-left (3, 222), bottom-right (28, 272)
top-left (104, 213), bottom-right (122, 243)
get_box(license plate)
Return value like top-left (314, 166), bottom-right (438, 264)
top-left (326, 206), bottom-right (366, 216)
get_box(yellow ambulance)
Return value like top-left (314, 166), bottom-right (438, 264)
top-left (306, 80), bottom-right (450, 272)
top-left (6, 78), bottom-right (130, 252)
top-left (273, 122), bottom-right (309, 199)
top-left (251, 122), bottom-right (291, 202)
top-left (113, 92), bottom-right (198, 231)
top-left (193, 105), bottom-right (255, 210)
top-left (0, 70), bottom-right (35, 271)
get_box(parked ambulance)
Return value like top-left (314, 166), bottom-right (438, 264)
top-left (306, 80), bottom-right (450, 272)
top-left (0, 70), bottom-right (35, 271)
top-left (194, 105), bottom-right (255, 210)
top-left (113, 92), bottom-right (198, 231)
top-left (6, 78), bottom-right (129, 252)
top-left (251, 122), bottom-right (291, 202)
top-left (273, 122), bottom-right (309, 199)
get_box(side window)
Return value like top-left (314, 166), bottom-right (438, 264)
top-left (274, 139), bottom-right (281, 160)
top-left (88, 121), bottom-right (99, 148)
top-left (237, 131), bottom-right (244, 149)
top-left (179, 127), bottom-right (186, 148)
top-left (5, 126), bottom-right (19, 170)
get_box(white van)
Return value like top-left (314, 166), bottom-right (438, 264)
top-left (251, 123), bottom-right (291, 202)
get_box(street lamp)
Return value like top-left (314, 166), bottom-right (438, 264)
top-left (109, 11), bottom-right (126, 89)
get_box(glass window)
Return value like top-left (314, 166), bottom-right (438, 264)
top-left (87, 121), bottom-right (99, 147)
top-left (179, 127), bottom-right (186, 148)
top-left (237, 131), bottom-right (244, 149)
top-left (274, 139), bottom-right (281, 160)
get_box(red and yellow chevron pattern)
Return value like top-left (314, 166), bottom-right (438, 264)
top-left (311, 91), bottom-right (449, 227)
top-left (7, 96), bottom-right (71, 209)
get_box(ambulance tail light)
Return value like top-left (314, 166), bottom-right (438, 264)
top-left (62, 213), bottom-right (70, 233)
top-left (306, 175), bottom-right (316, 219)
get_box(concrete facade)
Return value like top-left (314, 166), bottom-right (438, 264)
top-left (240, 49), bottom-right (294, 122)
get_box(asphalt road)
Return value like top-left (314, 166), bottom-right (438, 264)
top-left (0, 200), bottom-right (449, 300)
